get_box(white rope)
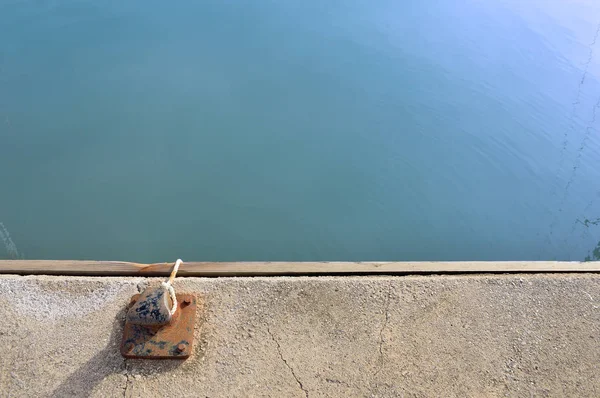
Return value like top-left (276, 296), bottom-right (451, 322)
top-left (162, 259), bottom-right (182, 316)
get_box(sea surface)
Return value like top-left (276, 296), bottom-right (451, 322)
top-left (1, 0), bottom-right (600, 262)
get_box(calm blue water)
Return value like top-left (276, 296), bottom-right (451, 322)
top-left (1, 0), bottom-right (600, 262)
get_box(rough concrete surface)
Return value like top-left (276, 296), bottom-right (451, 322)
top-left (0, 274), bottom-right (599, 397)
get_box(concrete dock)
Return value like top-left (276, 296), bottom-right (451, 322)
top-left (1, 273), bottom-right (599, 397)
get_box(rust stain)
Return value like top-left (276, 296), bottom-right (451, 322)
top-left (121, 294), bottom-right (197, 359)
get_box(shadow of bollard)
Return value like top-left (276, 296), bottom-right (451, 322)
top-left (49, 307), bottom-right (186, 397)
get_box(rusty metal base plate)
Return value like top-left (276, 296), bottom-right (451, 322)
top-left (121, 294), bottom-right (197, 359)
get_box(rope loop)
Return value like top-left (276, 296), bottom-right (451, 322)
top-left (162, 259), bottom-right (182, 315)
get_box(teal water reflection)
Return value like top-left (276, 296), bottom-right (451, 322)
top-left (1, 0), bottom-right (600, 261)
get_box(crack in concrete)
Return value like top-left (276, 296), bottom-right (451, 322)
top-left (267, 326), bottom-right (308, 398)
top-left (325, 378), bottom-right (350, 387)
top-left (375, 281), bottom-right (392, 377)
top-left (122, 359), bottom-right (130, 398)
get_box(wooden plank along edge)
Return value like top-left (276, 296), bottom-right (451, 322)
top-left (0, 260), bottom-right (599, 276)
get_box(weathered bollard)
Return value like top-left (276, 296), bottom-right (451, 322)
top-left (120, 260), bottom-right (197, 359)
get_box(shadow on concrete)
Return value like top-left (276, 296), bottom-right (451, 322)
top-left (50, 308), bottom-right (184, 397)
